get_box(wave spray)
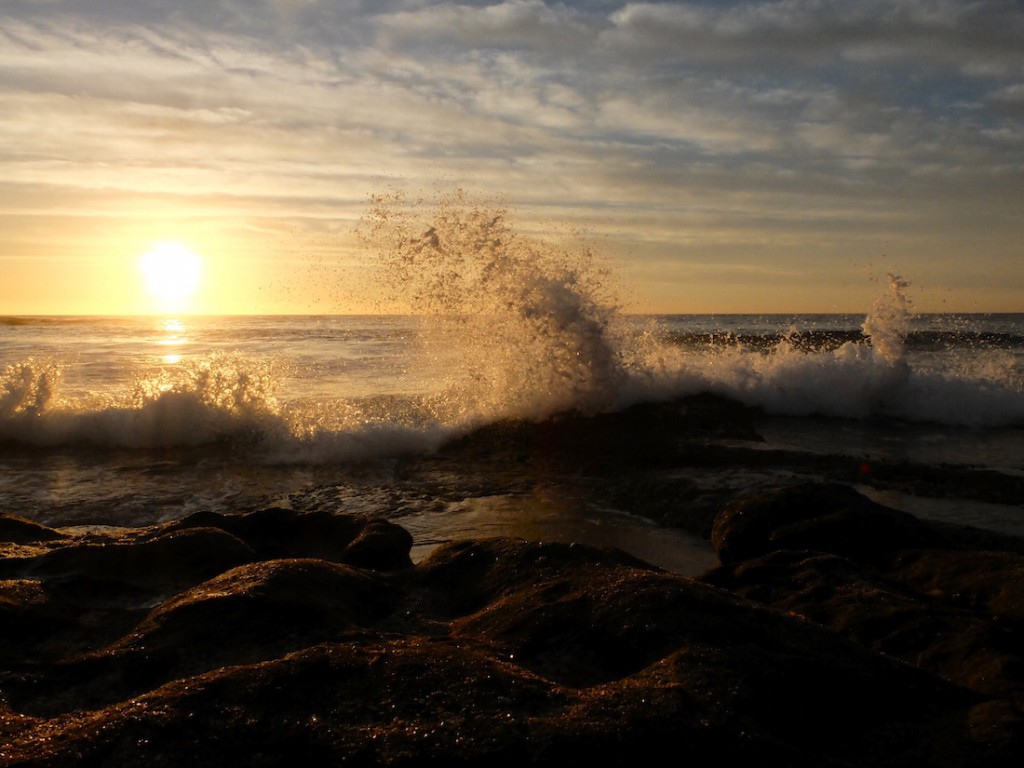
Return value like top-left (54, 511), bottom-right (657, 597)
top-left (360, 189), bottom-right (633, 423)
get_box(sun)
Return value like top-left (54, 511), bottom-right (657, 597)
top-left (139, 241), bottom-right (203, 308)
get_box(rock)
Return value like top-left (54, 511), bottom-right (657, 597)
top-left (436, 394), bottom-right (763, 474)
top-left (704, 548), bottom-right (1024, 700)
top-left (1, 512), bottom-right (410, 661)
top-left (416, 538), bottom-right (651, 618)
top-left (703, 482), bottom-right (1024, 759)
top-left (713, 482), bottom-right (947, 565)
top-left (4, 559), bottom-right (402, 716)
top-left (888, 548), bottom-right (1024, 628)
top-left (0, 514), bottom-right (65, 544)
top-left (2, 506), bottom-right (1023, 767)
top-left (165, 508), bottom-right (413, 569)
top-left (0, 527), bottom-right (257, 657)
top-left (123, 558), bottom-right (393, 651)
top-left (340, 518), bottom-right (414, 570)
top-left (0, 578), bottom-right (74, 662)
top-left (596, 474), bottom-right (713, 535)
top-left (28, 526), bottom-right (255, 589)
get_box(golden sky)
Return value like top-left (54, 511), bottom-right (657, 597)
top-left (1, 1), bottom-right (1022, 315)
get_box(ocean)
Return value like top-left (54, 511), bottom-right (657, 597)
top-left (3, 294), bottom-right (1023, 574)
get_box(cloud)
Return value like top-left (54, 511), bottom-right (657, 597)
top-left (1, 1), bottom-right (1023, 310)
top-left (605, 1), bottom-right (1024, 71)
top-left (375, 0), bottom-right (598, 51)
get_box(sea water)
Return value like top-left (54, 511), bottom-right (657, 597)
top-left (2, 195), bottom-right (1023, 570)
top-left (3, 310), bottom-right (1022, 568)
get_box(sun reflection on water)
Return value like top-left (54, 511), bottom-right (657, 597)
top-left (156, 318), bottom-right (189, 364)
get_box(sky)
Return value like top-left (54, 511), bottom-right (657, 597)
top-left (1, 0), bottom-right (1022, 315)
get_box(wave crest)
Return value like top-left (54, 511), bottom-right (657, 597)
top-left (0, 353), bottom-right (287, 449)
top-left (1, 358), bottom-right (61, 418)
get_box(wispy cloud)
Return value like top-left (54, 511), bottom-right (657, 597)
top-left (1, 1), bottom-right (1022, 312)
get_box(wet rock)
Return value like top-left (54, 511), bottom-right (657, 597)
top-left (2, 506), bottom-right (1023, 767)
top-left (887, 548), bottom-right (1024, 628)
top-left (704, 548), bottom-right (1024, 699)
top-left (0, 514), bottom-right (65, 544)
top-left (416, 538), bottom-right (651, 618)
top-left (2, 630), bottom-right (972, 768)
top-left (165, 508), bottom-right (413, 569)
top-left (596, 474), bottom-right (713, 535)
top-left (0, 528), bottom-right (256, 658)
top-left (703, 482), bottom-right (1024, 761)
top-left (340, 517), bottom-right (414, 570)
top-left (437, 394), bottom-right (763, 475)
top-left (1, 511), bottom-right (409, 660)
top-left (714, 482), bottom-right (948, 565)
top-left (4, 559), bottom-right (402, 716)
top-left (28, 526), bottom-right (255, 589)
top-left (0, 578), bottom-right (74, 662)
top-left (126, 559), bottom-right (391, 647)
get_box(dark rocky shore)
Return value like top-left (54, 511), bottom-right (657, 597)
top-left (3, 397), bottom-right (1024, 766)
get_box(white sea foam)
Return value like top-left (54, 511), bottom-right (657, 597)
top-left (1, 353), bottom-right (284, 449)
top-left (0, 347), bottom-right (448, 459)
top-left (631, 276), bottom-right (1023, 427)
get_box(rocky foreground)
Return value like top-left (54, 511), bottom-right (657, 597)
top-left (2, 481), bottom-right (1023, 767)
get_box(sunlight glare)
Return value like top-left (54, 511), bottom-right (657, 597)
top-left (139, 242), bottom-right (203, 308)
